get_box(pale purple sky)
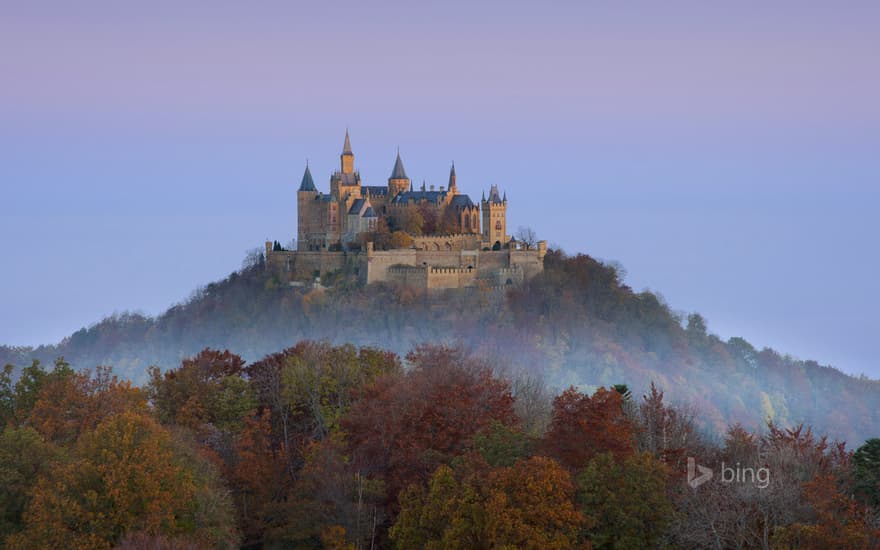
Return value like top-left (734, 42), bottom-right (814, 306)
top-left (1, 1), bottom-right (878, 376)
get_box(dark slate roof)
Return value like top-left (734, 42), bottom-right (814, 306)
top-left (342, 130), bottom-right (353, 155)
top-left (337, 172), bottom-right (359, 186)
top-left (391, 190), bottom-right (447, 205)
top-left (486, 184), bottom-right (504, 204)
top-left (450, 194), bottom-right (476, 208)
top-left (318, 193), bottom-right (336, 203)
top-left (448, 163), bottom-right (456, 185)
top-left (348, 198), bottom-right (366, 214)
top-left (389, 152), bottom-right (408, 180)
top-left (362, 185), bottom-right (388, 196)
top-left (363, 206), bottom-right (376, 218)
top-left (298, 165), bottom-right (316, 192)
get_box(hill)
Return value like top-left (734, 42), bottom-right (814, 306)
top-left (2, 249), bottom-right (878, 444)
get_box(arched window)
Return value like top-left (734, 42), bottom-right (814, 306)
top-left (464, 216), bottom-right (470, 230)
top-left (495, 220), bottom-right (502, 230)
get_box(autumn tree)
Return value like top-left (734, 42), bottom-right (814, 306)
top-left (637, 382), bottom-right (699, 471)
top-left (542, 386), bottom-right (635, 471)
top-left (282, 433), bottom-right (386, 548)
top-left (7, 412), bottom-right (238, 549)
top-left (147, 349), bottom-right (253, 433)
top-left (578, 451), bottom-right (674, 549)
top-left (772, 472), bottom-right (880, 548)
top-left (28, 365), bottom-right (146, 445)
top-left (230, 409), bottom-right (291, 546)
top-left (343, 345), bottom-right (516, 510)
top-left (391, 456), bottom-right (586, 549)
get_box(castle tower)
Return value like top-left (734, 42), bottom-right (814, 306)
top-left (341, 129), bottom-right (354, 174)
top-left (387, 150), bottom-right (410, 197)
top-left (482, 184), bottom-right (508, 248)
top-left (297, 163), bottom-right (318, 250)
top-left (448, 162), bottom-right (457, 195)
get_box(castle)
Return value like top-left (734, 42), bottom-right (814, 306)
top-left (265, 131), bottom-right (546, 290)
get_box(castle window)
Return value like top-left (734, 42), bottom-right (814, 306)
top-left (495, 220), bottom-right (502, 230)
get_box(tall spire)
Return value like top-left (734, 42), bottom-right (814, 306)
top-left (342, 129), bottom-right (353, 155)
top-left (390, 151), bottom-right (408, 180)
top-left (448, 162), bottom-right (457, 191)
top-left (340, 129), bottom-right (355, 174)
top-left (298, 164), bottom-right (316, 192)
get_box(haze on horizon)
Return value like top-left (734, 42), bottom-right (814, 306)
top-left (1, 1), bottom-right (878, 376)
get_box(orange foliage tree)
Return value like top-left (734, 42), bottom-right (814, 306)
top-left (391, 455), bottom-right (587, 549)
top-left (7, 412), bottom-right (238, 549)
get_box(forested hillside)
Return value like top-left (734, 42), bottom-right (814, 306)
top-left (2, 250), bottom-right (878, 444)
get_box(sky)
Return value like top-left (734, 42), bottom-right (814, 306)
top-left (1, 1), bottom-right (878, 376)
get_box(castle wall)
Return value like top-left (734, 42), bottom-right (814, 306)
top-left (410, 234), bottom-right (481, 252)
top-left (266, 239), bottom-right (547, 290)
top-left (365, 248), bottom-right (418, 284)
top-left (265, 248), bottom-right (351, 281)
top-left (426, 266), bottom-right (478, 289)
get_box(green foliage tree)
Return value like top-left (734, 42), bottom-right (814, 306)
top-left (853, 438), bottom-right (880, 507)
top-left (578, 451), bottom-right (674, 549)
top-left (147, 349), bottom-right (253, 433)
top-left (0, 427), bottom-right (56, 542)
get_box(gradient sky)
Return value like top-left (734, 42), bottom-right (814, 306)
top-left (1, 1), bottom-right (878, 376)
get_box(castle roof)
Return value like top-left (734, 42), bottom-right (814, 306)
top-left (362, 185), bottom-right (388, 196)
top-left (363, 206), bottom-right (376, 218)
top-left (449, 194), bottom-right (476, 209)
top-left (298, 165), bottom-right (316, 192)
top-left (391, 189), bottom-right (447, 205)
top-left (389, 152), bottom-right (409, 180)
top-left (348, 198), bottom-right (367, 214)
top-left (335, 171), bottom-right (359, 186)
top-left (342, 130), bottom-right (353, 155)
top-left (486, 185), bottom-right (504, 204)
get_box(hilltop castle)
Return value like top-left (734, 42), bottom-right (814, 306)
top-left (266, 131), bottom-right (546, 290)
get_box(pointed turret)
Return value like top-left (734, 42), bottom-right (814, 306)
top-left (340, 130), bottom-right (355, 174)
top-left (390, 151), bottom-right (408, 180)
top-left (342, 129), bottom-right (353, 155)
top-left (387, 150), bottom-right (411, 196)
top-left (298, 164), bottom-right (317, 192)
top-left (448, 162), bottom-right (457, 193)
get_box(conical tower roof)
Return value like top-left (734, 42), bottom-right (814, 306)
top-left (390, 151), bottom-right (408, 180)
top-left (298, 164), bottom-right (316, 192)
top-left (342, 130), bottom-right (353, 155)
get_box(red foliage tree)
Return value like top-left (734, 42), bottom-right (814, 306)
top-left (342, 345), bottom-right (517, 509)
top-left (542, 386), bottom-right (635, 471)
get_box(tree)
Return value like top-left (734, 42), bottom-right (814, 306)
top-left (515, 226), bottom-right (537, 249)
top-left (542, 387), bottom-right (635, 471)
top-left (8, 412), bottom-right (238, 549)
top-left (853, 438), bottom-right (880, 507)
top-left (772, 472), bottom-right (880, 548)
top-left (28, 366), bottom-right (146, 445)
top-left (0, 427), bottom-right (56, 541)
top-left (230, 409), bottom-right (291, 546)
top-left (343, 345), bottom-right (516, 509)
top-left (390, 231), bottom-right (414, 249)
top-left (578, 452), bottom-right (673, 549)
top-left (391, 456), bottom-right (586, 549)
top-left (147, 349), bottom-right (252, 433)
